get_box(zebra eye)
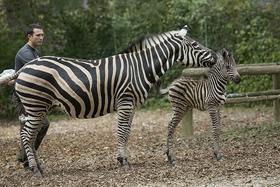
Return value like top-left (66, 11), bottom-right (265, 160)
top-left (226, 64), bottom-right (232, 69)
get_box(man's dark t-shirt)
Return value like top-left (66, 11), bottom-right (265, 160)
top-left (15, 44), bottom-right (39, 72)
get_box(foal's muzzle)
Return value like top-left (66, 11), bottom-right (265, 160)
top-left (233, 75), bottom-right (241, 84)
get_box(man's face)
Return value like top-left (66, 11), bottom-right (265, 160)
top-left (28, 28), bottom-right (44, 47)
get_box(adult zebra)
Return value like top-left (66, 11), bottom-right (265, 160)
top-left (161, 48), bottom-right (241, 166)
top-left (1, 25), bottom-right (217, 176)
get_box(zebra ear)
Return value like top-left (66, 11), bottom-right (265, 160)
top-left (177, 25), bottom-right (188, 37)
top-left (222, 48), bottom-right (228, 58)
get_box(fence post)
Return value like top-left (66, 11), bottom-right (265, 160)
top-left (182, 109), bottom-right (193, 137)
top-left (273, 73), bottom-right (280, 122)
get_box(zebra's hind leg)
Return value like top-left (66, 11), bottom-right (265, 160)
top-left (116, 100), bottom-right (135, 168)
top-left (207, 105), bottom-right (223, 161)
top-left (166, 107), bottom-right (187, 166)
top-left (20, 115), bottom-right (44, 177)
top-left (18, 115), bottom-right (48, 173)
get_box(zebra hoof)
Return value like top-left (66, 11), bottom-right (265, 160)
top-left (21, 159), bottom-right (44, 171)
top-left (37, 161), bottom-right (44, 175)
top-left (117, 157), bottom-right (130, 168)
top-left (168, 158), bottom-right (176, 167)
top-left (23, 160), bottom-right (29, 169)
top-left (24, 160), bottom-right (44, 175)
top-left (31, 167), bottom-right (43, 177)
top-left (214, 152), bottom-right (223, 161)
top-left (166, 150), bottom-right (176, 166)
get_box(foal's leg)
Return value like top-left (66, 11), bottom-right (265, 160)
top-left (116, 98), bottom-right (135, 167)
top-left (166, 105), bottom-right (188, 166)
top-left (207, 105), bottom-right (223, 161)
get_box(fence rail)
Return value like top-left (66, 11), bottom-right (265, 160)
top-left (180, 63), bottom-right (280, 136)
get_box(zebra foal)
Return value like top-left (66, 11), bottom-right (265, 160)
top-left (0, 25), bottom-right (217, 176)
top-left (163, 48), bottom-right (241, 165)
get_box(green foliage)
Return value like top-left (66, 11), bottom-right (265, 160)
top-left (61, 8), bottom-right (115, 59)
top-left (0, 86), bottom-right (14, 118)
top-left (227, 75), bottom-right (272, 94)
top-left (140, 97), bottom-right (170, 111)
top-left (0, 6), bottom-right (18, 71)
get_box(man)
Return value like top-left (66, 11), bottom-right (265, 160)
top-left (12, 23), bottom-right (50, 168)
top-left (15, 23), bottom-right (44, 71)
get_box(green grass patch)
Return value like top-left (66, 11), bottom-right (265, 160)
top-left (139, 97), bottom-right (171, 111)
top-left (223, 122), bottom-right (280, 141)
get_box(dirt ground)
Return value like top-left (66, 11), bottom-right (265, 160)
top-left (1, 106), bottom-right (280, 186)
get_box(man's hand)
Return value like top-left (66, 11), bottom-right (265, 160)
top-left (0, 69), bottom-right (16, 86)
top-left (7, 80), bottom-right (15, 86)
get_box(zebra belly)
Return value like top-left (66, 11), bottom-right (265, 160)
top-left (53, 93), bottom-right (116, 119)
top-left (192, 99), bottom-right (206, 111)
top-left (190, 87), bottom-right (207, 111)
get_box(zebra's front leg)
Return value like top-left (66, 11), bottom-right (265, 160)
top-left (166, 109), bottom-right (186, 166)
top-left (116, 101), bottom-right (135, 168)
top-left (207, 105), bottom-right (223, 161)
top-left (21, 118), bottom-right (43, 176)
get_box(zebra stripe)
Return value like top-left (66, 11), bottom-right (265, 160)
top-left (14, 25), bottom-right (218, 176)
top-left (165, 48), bottom-right (241, 165)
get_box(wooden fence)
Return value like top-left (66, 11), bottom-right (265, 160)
top-left (180, 62), bottom-right (280, 136)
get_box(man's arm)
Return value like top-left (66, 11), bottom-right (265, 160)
top-left (15, 49), bottom-right (36, 71)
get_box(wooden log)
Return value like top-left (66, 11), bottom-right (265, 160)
top-left (273, 74), bottom-right (280, 122)
top-left (227, 89), bottom-right (280, 98)
top-left (182, 63), bottom-right (280, 77)
top-left (182, 67), bottom-right (208, 77)
top-left (238, 64), bottom-right (280, 75)
top-left (226, 95), bottom-right (280, 104)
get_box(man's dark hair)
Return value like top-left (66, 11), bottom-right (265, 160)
top-left (25, 23), bottom-right (43, 38)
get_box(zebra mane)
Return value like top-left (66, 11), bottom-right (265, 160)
top-left (118, 30), bottom-right (178, 54)
top-left (216, 51), bottom-right (225, 64)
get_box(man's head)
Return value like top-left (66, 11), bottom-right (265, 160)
top-left (25, 23), bottom-right (44, 48)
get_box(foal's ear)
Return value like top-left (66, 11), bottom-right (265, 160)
top-left (221, 48), bottom-right (228, 58)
